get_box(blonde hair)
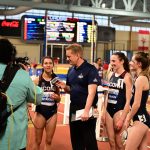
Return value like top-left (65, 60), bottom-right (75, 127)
top-left (66, 43), bottom-right (83, 58)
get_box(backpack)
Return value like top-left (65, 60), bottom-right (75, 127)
top-left (0, 64), bottom-right (20, 137)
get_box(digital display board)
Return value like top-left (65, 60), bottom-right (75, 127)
top-left (77, 22), bottom-right (96, 43)
top-left (97, 26), bottom-right (115, 42)
top-left (46, 21), bottom-right (76, 43)
top-left (0, 19), bottom-right (21, 36)
top-left (21, 15), bottom-right (97, 44)
top-left (22, 15), bottom-right (45, 42)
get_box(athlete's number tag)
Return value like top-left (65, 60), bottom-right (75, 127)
top-left (138, 114), bottom-right (146, 122)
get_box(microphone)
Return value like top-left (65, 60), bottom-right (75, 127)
top-left (51, 77), bottom-right (60, 85)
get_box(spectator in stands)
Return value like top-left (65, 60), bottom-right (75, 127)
top-left (0, 38), bottom-right (43, 150)
top-left (102, 61), bottom-right (109, 82)
top-left (93, 57), bottom-right (103, 82)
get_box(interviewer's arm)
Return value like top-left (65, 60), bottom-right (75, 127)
top-left (55, 81), bottom-right (70, 93)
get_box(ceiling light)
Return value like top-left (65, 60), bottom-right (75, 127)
top-left (102, 3), bottom-right (106, 8)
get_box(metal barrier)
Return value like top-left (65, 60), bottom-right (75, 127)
top-left (96, 86), bottom-right (109, 142)
top-left (63, 94), bottom-right (70, 125)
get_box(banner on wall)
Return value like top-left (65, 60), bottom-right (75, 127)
top-left (0, 19), bottom-right (21, 36)
top-left (138, 30), bottom-right (149, 51)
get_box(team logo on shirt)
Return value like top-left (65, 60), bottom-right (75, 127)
top-left (78, 73), bottom-right (83, 79)
top-left (138, 114), bottom-right (147, 122)
top-left (109, 79), bottom-right (124, 89)
top-left (93, 78), bottom-right (98, 83)
top-left (42, 86), bottom-right (53, 91)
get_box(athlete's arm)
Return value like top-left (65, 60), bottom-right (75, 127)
top-left (51, 86), bottom-right (61, 103)
top-left (101, 90), bottom-right (108, 125)
top-left (125, 76), bottom-right (144, 127)
top-left (121, 73), bottom-right (132, 121)
top-left (55, 80), bottom-right (70, 93)
top-left (116, 73), bottom-right (132, 130)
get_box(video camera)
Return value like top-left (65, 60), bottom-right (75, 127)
top-left (13, 57), bottom-right (30, 70)
top-left (14, 57), bottom-right (30, 66)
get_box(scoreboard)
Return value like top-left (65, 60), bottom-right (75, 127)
top-left (21, 15), bottom-right (97, 43)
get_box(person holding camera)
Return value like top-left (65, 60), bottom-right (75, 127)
top-left (56, 44), bottom-right (100, 150)
top-left (32, 56), bottom-right (61, 150)
top-left (0, 38), bottom-right (43, 150)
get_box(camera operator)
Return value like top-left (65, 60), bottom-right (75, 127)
top-left (14, 56), bottom-right (30, 71)
top-left (0, 38), bottom-right (43, 150)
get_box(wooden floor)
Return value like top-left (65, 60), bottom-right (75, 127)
top-left (27, 98), bottom-right (150, 150)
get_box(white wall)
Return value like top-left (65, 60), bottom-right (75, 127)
top-left (0, 37), bottom-right (41, 63)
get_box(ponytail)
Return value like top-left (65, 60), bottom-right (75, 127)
top-left (113, 52), bottom-right (130, 72)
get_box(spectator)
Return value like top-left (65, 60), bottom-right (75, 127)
top-left (93, 57), bottom-right (103, 80)
top-left (0, 38), bottom-right (43, 150)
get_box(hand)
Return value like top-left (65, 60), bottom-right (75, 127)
top-left (101, 111), bottom-right (106, 125)
top-left (27, 103), bottom-right (32, 111)
top-left (124, 114), bottom-right (131, 129)
top-left (55, 80), bottom-right (66, 89)
top-left (19, 63), bottom-right (29, 71)
top-left (113, 111), bottom-right (124, 131)
top-left (80, 110), bottom-right (90, 121)
top-left (93, 108), bottom-right (99, 118)
top-left (50, 92), bottom-right (61, 103)
top-left (115, 119), bottom-right (124, 131)
top-left (124, 119), bottom-right (130, 129)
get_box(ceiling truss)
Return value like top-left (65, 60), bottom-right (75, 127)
top-left (0, 0), bottom-right (150, 27)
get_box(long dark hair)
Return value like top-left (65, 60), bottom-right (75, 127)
top-left (134, 52), bottom-right (150, 77)
top-left (0, 39), bottom-right (17, 64)
top-left (113, 52), bottom-right (130, 72)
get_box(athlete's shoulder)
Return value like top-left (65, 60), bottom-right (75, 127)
top-left (124, 72), bottom-right (132, 80)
